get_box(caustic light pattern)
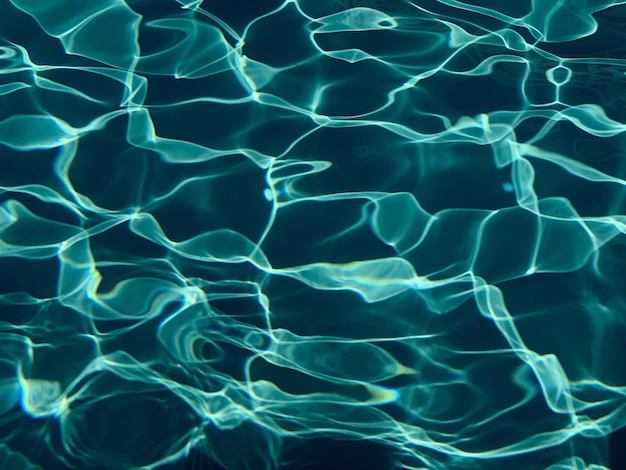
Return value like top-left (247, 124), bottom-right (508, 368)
top-left (1, 0), bottom-right (626, 469)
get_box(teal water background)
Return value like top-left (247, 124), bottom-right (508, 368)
top-left (2, 0), bottom-right (626, 469)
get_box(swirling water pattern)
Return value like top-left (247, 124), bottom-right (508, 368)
top-left (1, 0), bottom-right (626, 468)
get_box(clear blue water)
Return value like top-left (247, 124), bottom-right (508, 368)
top-left (1, 1), bottom-right (626, 469)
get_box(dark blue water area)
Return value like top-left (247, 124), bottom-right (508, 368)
top-left (155, 438), bottom-right (393, 470)
top-left (2, 1), bottom-right (626, 469)
top-left (610, 426), bottom-right (626, 470)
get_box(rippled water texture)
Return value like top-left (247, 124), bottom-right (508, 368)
top-left (2, 0), bottom-right (626, 468)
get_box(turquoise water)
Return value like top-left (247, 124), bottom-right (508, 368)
top-left (1, 0), bottom-right (626, 468)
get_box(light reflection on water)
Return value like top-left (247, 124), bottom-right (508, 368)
top-left (1, 0), bottom-right (626, 468)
